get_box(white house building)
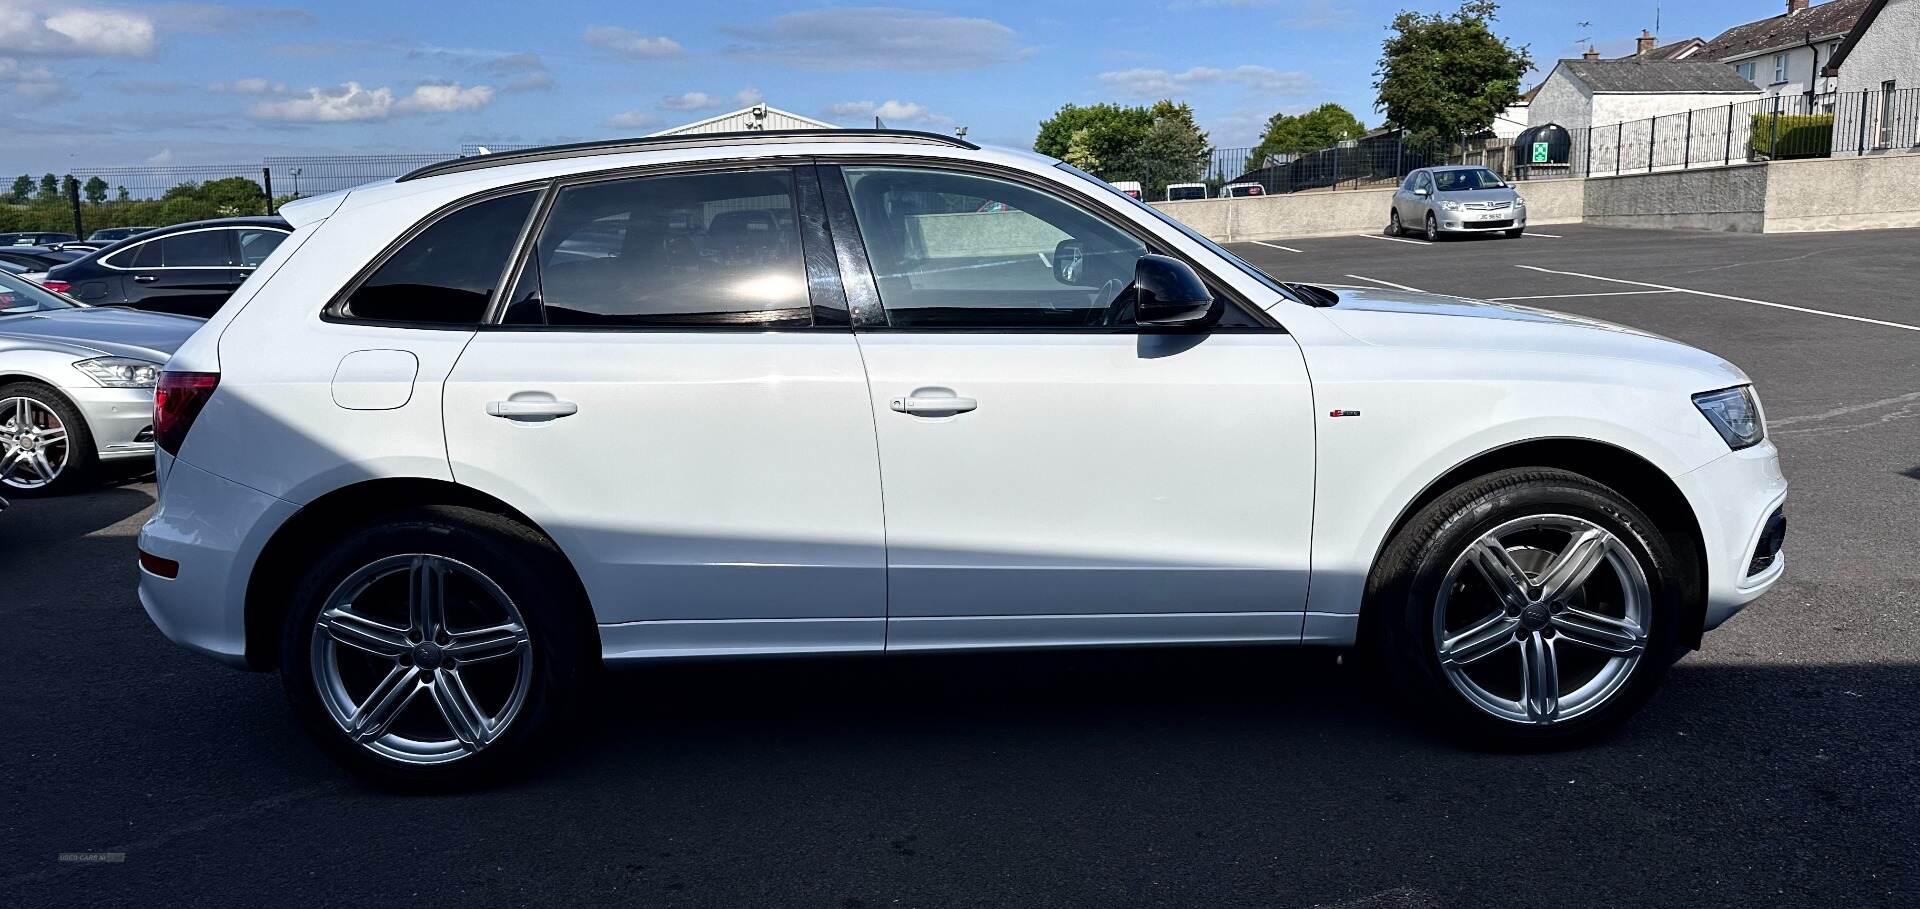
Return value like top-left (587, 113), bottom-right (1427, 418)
top-left (1701, 0), bottom-right (1872, 98)
top-left (1528, 56), bottom-right (1765, 132)
top-left (650, 104), bottom-right (836, 137)
top-left (1824, 0), bottom-right (1919, 153)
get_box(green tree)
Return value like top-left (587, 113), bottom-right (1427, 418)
top-left (1035, 103), bottom-right (1153, 173)
top-left (115, 186), bottom-right (130, 202)
top-left (8, 175), bottom-right (30, 204)
top-left (1062, 128), bottom-right (1102, 172)
top-left (83, 176), bottom-right (109, 205)
top-left (1135, 100), bottom-right (1211, 193)
top-left (1251, 103), bottom-right (1367, 166)
top-left (1374, 0), bottom-right (1531, 145)
top-left (35, 173), bottom-right (57, 202)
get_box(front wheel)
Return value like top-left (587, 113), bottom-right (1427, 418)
top-left (281, 506), bottom-right (594, 788)
top-left (0, 382), bottom-right (96, 497)
top-left (1505, 227), bottom-right (1526, 239)
top-left (1424, 213), bottom-right (1441, 242)
top-left (1388, 209), bottom-right (1404, 236)
top-left (1368, 468), bottom-right (1683, 748)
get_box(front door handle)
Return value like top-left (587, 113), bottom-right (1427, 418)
top-left (890, 390), bottom-right (978, 416)
top-left (132, 274), bottom-right (157, 283)
top-left (486, 399), bottom-right (578, 421)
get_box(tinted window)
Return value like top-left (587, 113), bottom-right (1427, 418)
top-left (521, 169), bottom-right (809, 327)
top-left (343, 190), bottom-right (537, 324)
top-left (158, 230), bottom-right (233, 267)
top-left (236, 228), bottom-right (286, 266)
top-left (842, 166), bottom-right (1149, 328)
top-left (1433, 169), bottom-right (1506, 191)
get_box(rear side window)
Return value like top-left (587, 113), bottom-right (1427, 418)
top-left (511, 169), bottom-right (810, 327)
top-left (236, 229), bottom-right (287, 266)
top-left (161, 230), bottom-right (234, 267)
top-left (341, 190), bottom-right (537, 325)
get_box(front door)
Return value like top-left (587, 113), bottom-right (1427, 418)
top-left (827, 163), bottom-right (1317, 649)
top-left (443, 165), bottom-right (888, 658)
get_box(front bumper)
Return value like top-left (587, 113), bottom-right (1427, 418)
top-left (1439, 211), bottom-right (1526, 232)
top-left (68, 384), bottom-right (156, 461)
top-left (138, 456), bottom-right (299, 667)
top-left (1673, 440), bottom-right (1789, 632)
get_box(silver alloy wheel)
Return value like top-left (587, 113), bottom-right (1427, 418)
top-left (1389, 209), bottom-right (1402, 235)
top-left (0, 396), bottom-right (70, 490)
top-left (312, 554), bottom-right (533, 765)
top-left (1425, 213), bottom-right (1440, 242)
top-left (1433, 514), bottom-right (1651, 725)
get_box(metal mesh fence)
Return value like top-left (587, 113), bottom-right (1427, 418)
top-left (263, 154), bottom-right (447, 201)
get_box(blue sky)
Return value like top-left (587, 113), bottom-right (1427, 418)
top-left (0, 0), bottom-right (1785, 173)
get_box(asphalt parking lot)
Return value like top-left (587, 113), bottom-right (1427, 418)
top-left (4, 224), bottom-right (1916, 908)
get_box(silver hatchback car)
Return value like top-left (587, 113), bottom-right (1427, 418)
top-left (1389, 166), bottom-right (1526, 241)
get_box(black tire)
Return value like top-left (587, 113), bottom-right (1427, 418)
top-left (1366, 468), bottom-right (1684, 749)
top-left (280, 505), bottom-right (595, 789)
top-left (1424, 213), bottom-right (1441, 242)
top-left (1504, 227), bottom-right (1525, 239)
top-left (0, 380), bottom-right (97, 497)
top-left (1388, 209), bottom-right (1404, 236)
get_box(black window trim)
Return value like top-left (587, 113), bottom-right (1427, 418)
top-left (813, 154), bottom-right (1285, 334)
top-left (478, 157), bottom-right (850, 333)
top-left (323, 181), bottom-right (550, 330)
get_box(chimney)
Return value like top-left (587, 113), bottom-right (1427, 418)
top-left (1637, 30), bottom-right (1657, 55)
top-left (1787, 0), bottom-right (1810, 12)
top-left (1583, 46), bottom-right (1600, 60)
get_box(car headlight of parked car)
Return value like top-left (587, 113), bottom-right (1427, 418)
top-left (1513, 196), bottom-right (1526, 208)
top-left (1693, 385), bottom-right (1765, 450)
top-left (74, 356), bottom-right (162, 388)
top-left (1439, 200), bottom-right (1461, 211)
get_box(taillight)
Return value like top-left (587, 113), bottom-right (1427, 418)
top-left (153, 370), bottom-right (219, 456)
top-left (40, 279), bottom-right (71, 294)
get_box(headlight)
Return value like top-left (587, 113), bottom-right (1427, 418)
top-left (1693, 385), bottom-right (1765, 450)
top-left (73, 357), bottom-right (161, 388)
top-left (1513, 196), bottom-right (1526, 207)
top-left (1439, 200), bottom-right (1461, 211)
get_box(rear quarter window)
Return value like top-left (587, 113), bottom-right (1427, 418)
top-left (339, 190), bottom-right (538, 325)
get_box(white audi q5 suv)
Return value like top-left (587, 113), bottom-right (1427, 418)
top-left (136, 131), bottom-right (1787, 786)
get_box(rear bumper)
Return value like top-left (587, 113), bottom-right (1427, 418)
top-left (137, 456), bottom-right (298, 668)
top-left (1674, 441), bottom-right (1789, 632)
top-left (69, 385), bottom-right (156, 461)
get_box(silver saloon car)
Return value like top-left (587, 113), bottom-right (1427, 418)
top-left (0, 271), bottom-right (202, 495)
top-left (1389, 166), bottom-right (1527, 241)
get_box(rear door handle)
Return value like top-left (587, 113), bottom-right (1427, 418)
top-left (890, 391), bottom-right (977, 415)
top-left (486, 399), bottom-right (578, 421)
top-left (132, 274), bottom-right (157, 283)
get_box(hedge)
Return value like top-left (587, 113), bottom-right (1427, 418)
top-left (1749, 113), bottom-right (1834, 159)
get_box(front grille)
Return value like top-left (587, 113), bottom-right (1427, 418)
top-left (1464, 200), bottom-right (1512, 211)
top-left (1472, 219), bottom-right (1515, 229)
top-left (1748, 507), bottom-right (1786, 575)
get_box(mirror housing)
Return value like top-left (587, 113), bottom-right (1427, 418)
top-left (1133, 254), bottom-right (1216, 327)
top-left (1413, 187), bottom-right (1431, 197)
top-left (1052, 239), bottom-right (1085, 286)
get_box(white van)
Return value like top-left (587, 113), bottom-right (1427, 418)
top-left (1111, 180), bottom-right (1143, 200)
top-left (1163, 182), bottom-right (1208, 201)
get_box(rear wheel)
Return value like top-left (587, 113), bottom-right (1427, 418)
top-left (1368, 468), bottom-right (1682, 747)
top-left (0, 382), bottom-right (96, 497)
top-left (281, 506), bottom-right (593, 788)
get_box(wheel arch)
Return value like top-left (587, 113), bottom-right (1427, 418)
top-left (242, 476), bottom-right (599, 671)
top-left (1361, 437), bottom-right (1710, 650)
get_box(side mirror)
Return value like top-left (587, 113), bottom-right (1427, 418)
top-left (1133, 254), bottom-right (1216, 327)
top-left (1052, 239), bottom-right (1085, 285)
top-left (1413, 187), bottom-right (1431, 197)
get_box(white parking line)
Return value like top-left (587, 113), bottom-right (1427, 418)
top-left (1345, 274), bottom-right (1427, 293)
top-left (1521, 232), bottom-right (1563, 238)
top-left (1361, 234), bottom-right (1431, 246)
top-left (1487, 290), bottom-right (1681, 301)
top-left (1516, 265), bottom-right (1920, 332)
top-left (1249, 240), bottom-right (1303, 253)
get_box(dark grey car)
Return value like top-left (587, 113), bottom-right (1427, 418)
top-left (1389, 166), bottom-right (1527, 241)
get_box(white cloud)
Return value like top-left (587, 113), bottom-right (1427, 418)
top-left (723, 8), bottom-right (1025, 71)
top-left (146, 147), bottom-right (173, 164)
top-left (0, 4), bottom-right (157, 56)
top-left (209, 77), bottom-right (285, 94)
top-left (394, 82), bottom-right (494, 114)
top-left (736, 86), bottom-right (764, 105)
top-left (825, 99), bottom-right (950, 126)
top-left (583, 25), bottom-right (683, 59)
top-left (659, 91), bottom-right (716, 111)
top-left (605, 110), bottom-right (661, 130)
top-left (0, 57), bottom-right (67, 100)
top-left (149, 4), bottom-right (315, 32)
top-left (1097, 65), bottom-right (1313, 98)
top-left (247, 81), bottom-right (495, 122)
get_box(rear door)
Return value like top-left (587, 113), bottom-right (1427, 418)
top-left (442, 164), bottom-right (888, 658)
top-left (824, 162), bottom-right (1316, 649)
top-left (117, 228), bottom-right (243, 317)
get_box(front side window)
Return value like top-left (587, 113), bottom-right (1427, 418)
top-left (341, 190), bottom-right (537, 324)
top-left (842, 166), bottom-right (1149, 328)
top-left (512, 169), bottom-right (810, 327)
top-left (236, 229), bottom-right (287, 266)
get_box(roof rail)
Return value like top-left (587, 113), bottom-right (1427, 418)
top-left (396, 129), bottom-right (980, 182)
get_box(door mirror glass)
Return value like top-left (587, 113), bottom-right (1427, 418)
top-left (1052, 239), bottom-right (1085, 286)
top-left (1133, 255), bottom-right (1216, 327)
